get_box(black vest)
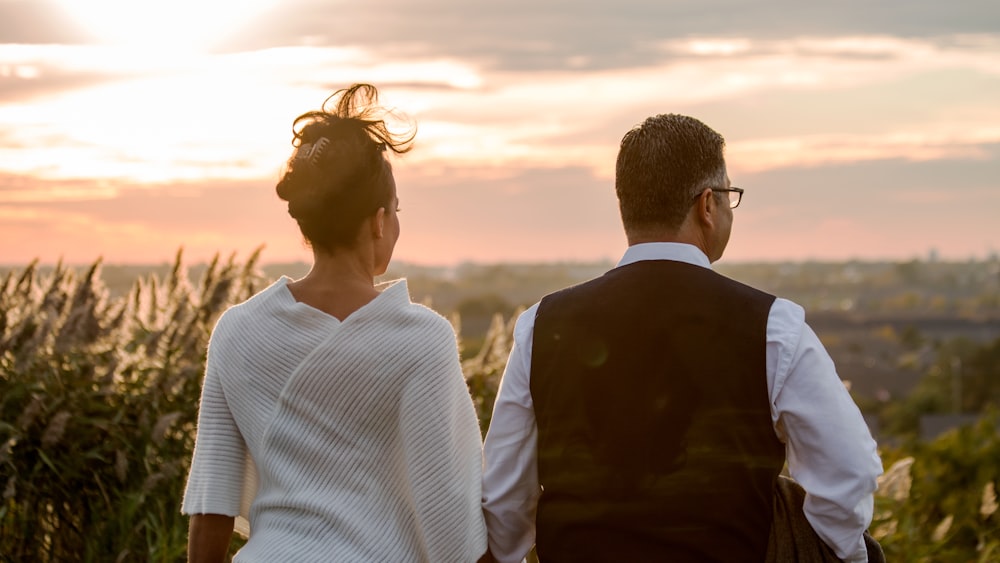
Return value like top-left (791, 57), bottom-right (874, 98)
top-left (530, 260), bottom-right (785, 562)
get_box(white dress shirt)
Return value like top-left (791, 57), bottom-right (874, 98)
top-left (482, 242), bottom-right (883, 563)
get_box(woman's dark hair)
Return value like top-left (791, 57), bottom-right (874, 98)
top-left (276, 84), bottom-right (415, 252)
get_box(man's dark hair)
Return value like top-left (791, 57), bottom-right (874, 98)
top-left (615, 114), bottom-right (727, 234)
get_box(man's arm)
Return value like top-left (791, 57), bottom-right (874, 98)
top-left (767, 298), bottom-right (883, 563)
top-left (188, 513), bottom-right (234, 563)
top-left (482, 305), bottom-right (542, 563)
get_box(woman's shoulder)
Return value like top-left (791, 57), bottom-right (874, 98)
top-left (211, 277), bottom-right (291, 335)
top-left (402, 299), bottom-right (456, 336)
top-left (373, 280), bottom-right (457, 343)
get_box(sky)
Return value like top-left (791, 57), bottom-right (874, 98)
top-left (1, 0), bottom-right (998, 266)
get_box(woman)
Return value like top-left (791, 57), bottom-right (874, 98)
top-left (182, 84), bottom-right (488, 562)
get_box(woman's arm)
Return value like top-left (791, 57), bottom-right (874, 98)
top-left (188, 513), bottom-right (235, 563)
top-left (398, 318), bottom-right (489, 561)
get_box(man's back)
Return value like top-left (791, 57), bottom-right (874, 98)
top-left (529, 259), bottom-right (784, 562)
top-left (481, 110), bottom-right (881, 562)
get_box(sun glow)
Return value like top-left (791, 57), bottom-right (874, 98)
top-left (52, 0), bottom-right (280, 53)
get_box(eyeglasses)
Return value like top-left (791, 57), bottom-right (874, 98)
top-left (712, 187), bottom-right (743, 209)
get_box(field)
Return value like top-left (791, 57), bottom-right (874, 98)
top-left (1, 253), bottom-right (998, 561)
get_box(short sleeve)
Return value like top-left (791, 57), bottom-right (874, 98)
top-left (181, 321), bottom-right (253, 517)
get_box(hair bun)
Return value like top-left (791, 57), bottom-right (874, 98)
top-left (275, 163), bottom-right (323, 217)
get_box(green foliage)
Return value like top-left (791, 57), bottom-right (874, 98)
top-left (880, 337), bottom-right (1000, 437)
top-left (873, 413), bottom-right (1000, 561)
top-left (0, 251), bottom-right (261, 562)
top-left (460, 312), bottom-right (517, 437)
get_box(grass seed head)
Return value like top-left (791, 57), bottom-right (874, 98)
top-left (877, 456), bottom-right (915, 502)
top-left (41, 411), bottom-right (72, 448)
top-left (115, 449), bottom-right (128, 482)
top-left (3, 475), bottom-right (15, 500)
top-left (982, 481), bottom-right (998, 519)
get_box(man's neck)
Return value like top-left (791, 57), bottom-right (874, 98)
top-left (626, 232), bottom-right (709, 258)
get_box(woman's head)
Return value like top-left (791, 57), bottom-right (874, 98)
top-left (276, 84), bottom-right (414, 254)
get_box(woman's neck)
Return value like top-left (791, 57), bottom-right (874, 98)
top-left (286, 250), bottom-right (381, 321)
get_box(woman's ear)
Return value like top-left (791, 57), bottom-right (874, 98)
top-left (372, 207), bottom-right (386, 239)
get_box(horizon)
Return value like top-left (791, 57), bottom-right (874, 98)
top-left (2, 1), bottom-right (999, 265)
top-left (4, 248), bottom-right (998, 271)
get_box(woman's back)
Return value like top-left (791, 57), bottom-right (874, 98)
top-left (184, 278), bottom-right (487, 562)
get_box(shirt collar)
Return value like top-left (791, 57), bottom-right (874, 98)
top-left (616, 242), bottom-right (712, 270)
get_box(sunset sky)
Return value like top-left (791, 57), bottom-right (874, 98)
top-left (1, 0), bottom-right (998, 266)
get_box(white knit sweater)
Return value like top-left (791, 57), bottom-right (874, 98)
top-left (182, 278), bottom-right (488, 562)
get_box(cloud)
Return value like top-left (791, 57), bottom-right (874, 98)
top-left (0, 175), bottom-right (275, 225)
top-left (0, 173), bottom-right (120, 201)
top-left (4, 21), bottom-right (999, 184)
top-left (0, 66), bottom-right (115, 103)
top-left (392, 164), bottom-right (624, 263)
top-left (0, 44), bottom-right (140, 104)
top-left (728, 127), bottom-right (1000, 173)
top-left (2, 0), bottom-right (999, 264)
top-left (0, 176), bottom-right (286, 264)
top-left (5, 145), bottom-right (998, 267)
top-left (727, 149), bottom-right (1000, 260)
top-left (2, 162), bottom-right (997, 267)
top-left (386, 34), bottom-right (1000, 179)
top-left (221, 0), bottom-right (1000, 71)
top-left (0, 1), bottom-right (90, 45)
top-left (0, 165), bottom-right (623, 265)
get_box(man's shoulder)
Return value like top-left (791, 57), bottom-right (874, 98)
top-left (710, 269), bottom-right (777, 301)
top-left (533, 258), bottom-right (796, 305)
top-left (539, 273), bottom-right (606, 301)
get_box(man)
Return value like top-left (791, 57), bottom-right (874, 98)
top-left (481, 114), bottom-right (882, 562)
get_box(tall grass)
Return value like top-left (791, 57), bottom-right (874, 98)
top-left (460, 311), bottom-right (516, 437)
top-left (1, 254), bottom-right (997, 560)
top-left (872, 416), bottom-right (1000, 561)
top-left (0, 251), bottom-right (261, 562)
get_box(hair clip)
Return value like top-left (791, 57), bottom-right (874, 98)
top-left (295, 137), bottom-right (331, 167)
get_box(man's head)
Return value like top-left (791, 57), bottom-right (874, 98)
top-left (615, 113), bottom-right (734, 261)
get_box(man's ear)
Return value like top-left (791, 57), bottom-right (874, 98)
top-left (695, 188), bottom-right (716, 228)
top-left (371, 207), bottom-right (386, 239)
